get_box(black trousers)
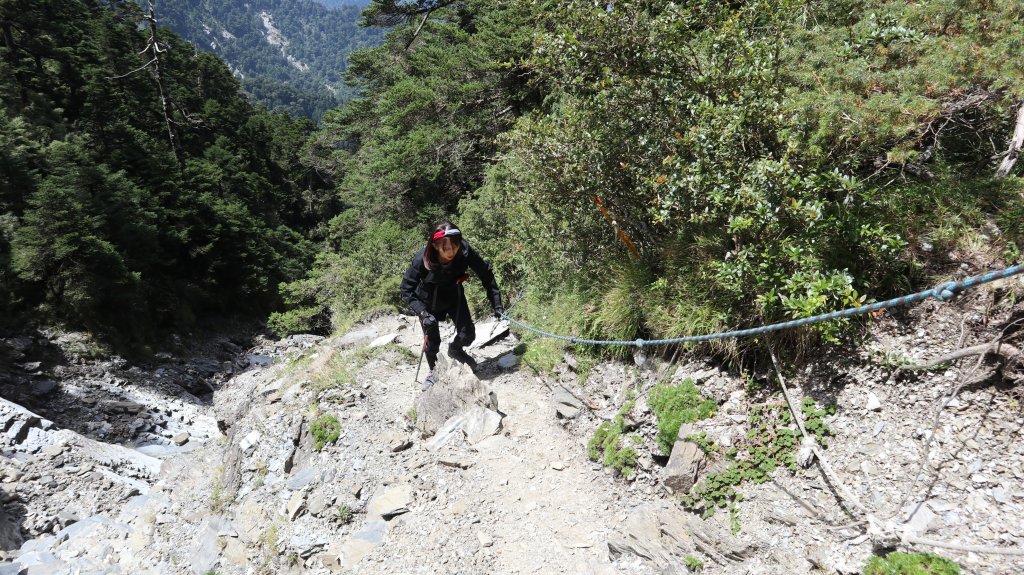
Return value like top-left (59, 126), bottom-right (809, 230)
top-left (422, 294), bottom-right (475, 370)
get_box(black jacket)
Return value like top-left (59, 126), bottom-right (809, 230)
top-left (400, 239), bottom-right (501, 315)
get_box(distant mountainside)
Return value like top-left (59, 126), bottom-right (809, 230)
top-left (154, 0), bottom-right (383, 121)
top-left (313, 0), bottom-right (372, 7)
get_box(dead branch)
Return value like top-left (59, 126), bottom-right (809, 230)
top-left (106, 57), bottom-right (157, 80)
top-left (996, 102), bottom-right (1024, 178)
top-left (892, 341), bottom-right (1021, 375)
top-left (904, 535), bottom-right (1024, 556)
top-left (769, 348), bottom-right (869, 517)
top-left (404, 8), bottom-right (433, 51)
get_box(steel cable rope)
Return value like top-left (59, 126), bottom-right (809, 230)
top-left (499, 264), bottom-right (1024, 347)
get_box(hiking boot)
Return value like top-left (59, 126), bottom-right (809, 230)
top-left (421, 370), bottom-right (436, 391)
top-left (447, 344), bottom-right (477, 370)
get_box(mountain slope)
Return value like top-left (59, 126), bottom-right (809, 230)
top-left (154, 0), bottom-right (383, 121)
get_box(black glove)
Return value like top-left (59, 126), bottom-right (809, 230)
top-left (419, 309), bottom-right (437, 329)
top-left (493, 306), bottom-right (505, 319)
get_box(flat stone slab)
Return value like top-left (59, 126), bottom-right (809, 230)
top-left (332, 519), bottom-right (388, 569)
top-left (469, 320), bottom-right (510, 349)
top-left (463, 405), bottom-right (502, 445)
top-left (366, 484), bottom-right (412, 520)
top-left (368, 333), bottom-right (399, 348)
top-left (334, 327), bottom-right (378, 348)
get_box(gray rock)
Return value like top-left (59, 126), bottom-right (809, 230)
top-left (326, 519), bottom-right (388, 569)
top-left (334, 327), bottom-right (378, 349)
top-left (865, 391), bottom-right (882, 411)
top-left (239, 430), bottom-right (261, 452)
top-left (30, 381), bottom-right (56, 397)
top-left (415, 354), bottom-right (498, 436)
top-left (307, 491), bottom-right (333, 516)
top-left (172, 432), bottom-right (190, 446)
top-left (188, 521), bottom-right (221, 575)
top-left (438, 456), bottom-right (473, 470)
top-left (552, 385), bottom-right (584, 419)
top-left (106, 401), bottom-right (145, 414)
top-left (367, 484), bottom-right (412, 520)
top-left (463, 405), bottom-right (502, 444)
top-left (287, 466), bottom-right (318, 491)
top-left (496, 353), bottom-right (519, 369)
top-left (368, 333), bottom-right (399, 348)
top-left (289, 533), bottom-right (326, 559)
top-left (469, 321), bottom-right (509, 349)
top-left (246, 354), bottom-right (273, 368)
top-left (661, 425), bottom-right (707, 494)
top-left (287, 491), bottom-right (306, 520)
top-left (608, 502), bottom-right (757, 570)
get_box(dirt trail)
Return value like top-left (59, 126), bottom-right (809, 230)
top-left (346, 318), bottom-right (649, 574)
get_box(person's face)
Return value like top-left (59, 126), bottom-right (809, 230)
top-left (435, 237), bottom-right (459, 263)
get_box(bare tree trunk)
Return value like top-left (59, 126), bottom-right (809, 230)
top-left (145, 1), bottom-right (183, 164)
top-left (996, 102), bottom-right (1024, 178)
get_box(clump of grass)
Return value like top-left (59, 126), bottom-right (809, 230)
top-left (684, 554), bottom-right (704, 571)
top-left (405, 407), bottom-right (417, 423)
top-left (863, 551), bottom-right (960, 575)
top-left (587, 394), bottom-right (639, 478)
top-left (336, 503), bottom-right (354, 525)
top-left (649, 379), bottom-right (717, 454)
top-left (310, 414), bottom-right (341, 451)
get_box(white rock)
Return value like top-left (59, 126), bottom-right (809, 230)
top-left (368, 334), bottom-right (399, 348)
top-left (865, 391), bottom-right (882, 411)
top-left (477, 532), bottom-right (493, 547)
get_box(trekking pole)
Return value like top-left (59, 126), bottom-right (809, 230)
top-left (414, 332), bottom-right (426, 384)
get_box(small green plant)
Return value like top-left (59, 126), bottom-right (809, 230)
top-left (587, 398), bottom-right (639, 478)
top-left (337, 503), bottom-right (354, 525)
top-left (684, 431), bottom-right (719, 456)
top-left (681, 402), bottom-right (825, 517)
top-left (863, 551), bottom-right (960, 575)
top-left (209, 465), bottom-right (229, 514)
top-left (287, 553), bottom-right (299, 566)
top-left (801, 397), bottom-right (835, 447)
top-left (684, 554), bottom-right (704, 571)
top-left (406, 407), bottom-right (417, 422)
top-left (649, 379), bottom-right (717, 454)
top-left (729, 503), bottom-right (741, 534)
top-left (310, 414), bottom-right (341, 451)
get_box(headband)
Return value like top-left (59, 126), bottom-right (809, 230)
top-left (432, 228), bottom-right (461, 242)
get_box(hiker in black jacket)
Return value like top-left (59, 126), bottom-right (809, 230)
top-left (400, 222), bottom-right (503, 389)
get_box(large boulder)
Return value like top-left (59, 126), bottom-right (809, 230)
top-left (415, 354), bottom-right (499, 437)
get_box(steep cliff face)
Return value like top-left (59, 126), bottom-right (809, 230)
top-left (2, 276), bottom-right (1023, 574)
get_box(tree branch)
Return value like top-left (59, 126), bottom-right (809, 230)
top-left (996, 102), bottom-right (1024, 178)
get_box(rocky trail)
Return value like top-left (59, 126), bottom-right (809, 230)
top-left (2, 275), bottom-right (1024, 574)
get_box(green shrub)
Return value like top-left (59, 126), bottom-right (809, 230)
top-left (310, 414), bottom-right (341, 451)
top-left (684, 555), bottom-right (704, 571)
top-left (587, 398), bottom-right (639, 478)
top-left (863, 552), bottom-right (960, 575)
top-left (270, 218), bottom-right (421, 335)
top-left (649, 380), bottom-right (717, 455)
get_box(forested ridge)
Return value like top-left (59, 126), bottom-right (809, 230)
top-left (2, 0), bottom-right (1023, 359)
top-left (272, 0), bottom-right (1024, 361)
top-left (153, 0), bottom-right (383, 121)
top-left (0, 0), bottom-right (333, 348)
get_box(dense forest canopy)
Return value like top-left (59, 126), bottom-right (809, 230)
top-left (273, 0), bottom-right (1024, 358)
top-left (153, 0), bottom-right (383, 121)
top-left (0, 0), bottom-right (333, 348)
top-left (1, 0), bottom-right (1022, 359)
